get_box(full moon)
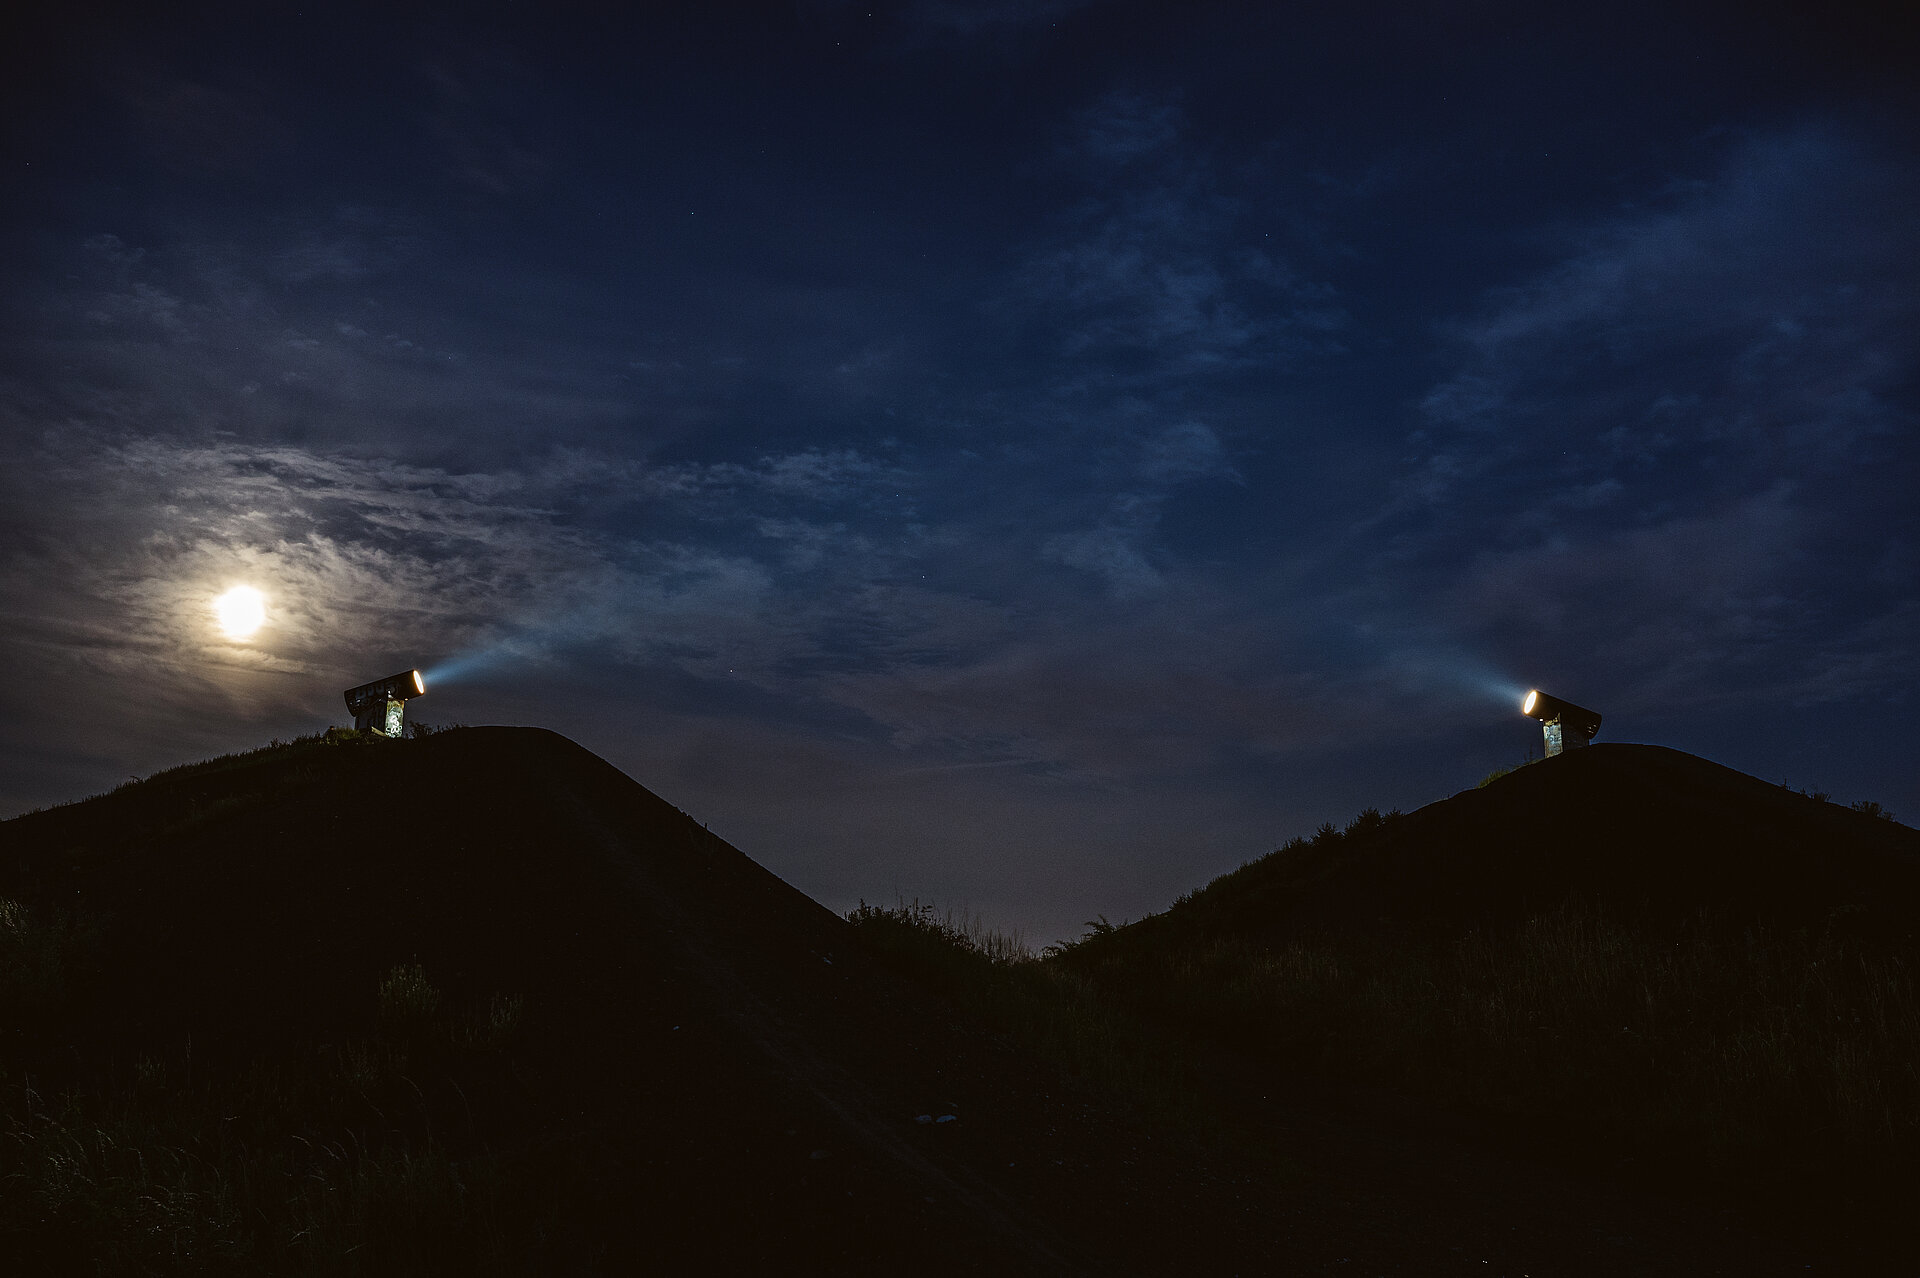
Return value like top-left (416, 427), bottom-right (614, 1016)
top-left (215, 586), bottom-right (266, 640)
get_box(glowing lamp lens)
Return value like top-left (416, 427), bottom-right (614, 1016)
top-left (1522, 690), bottom-right (1539, 715)
top-left (412, 670), bottom-right (425, 694)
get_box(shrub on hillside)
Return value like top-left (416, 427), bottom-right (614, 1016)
top-left (1068, 899), bottom-right (1920, 1191)
top-left (377, 962), bottom-right (443, 1037)
top-left (846, 898), bottom-right (1215, 1134)
top-left (0, 898), bottom-right (102, 1021)
top-left (847, 898), bottom-right (1030, 966)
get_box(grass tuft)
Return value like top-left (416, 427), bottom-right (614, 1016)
top-left (0, 897), bottom-right (103, 1021)
top-left (377, 963), bottom-right (443, 1037)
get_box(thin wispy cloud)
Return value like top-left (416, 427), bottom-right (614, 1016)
top-left (4, 7), bottom-right (1913, 943)
top-left (1016, 104), bottom-right (1346, 380)
top-left (1382, 124), bottom-right (1918, 719)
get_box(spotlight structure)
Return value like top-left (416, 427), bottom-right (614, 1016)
top-left (1522, 688), bottom-right (1602, 757)
top-left (344, 669), bottom-right (426, 738)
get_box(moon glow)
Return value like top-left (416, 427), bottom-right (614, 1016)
top-left (215, 586), bottom-right (266, 640)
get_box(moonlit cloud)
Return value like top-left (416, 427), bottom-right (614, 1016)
top-left (3, 9), bottom-right (1913, 942)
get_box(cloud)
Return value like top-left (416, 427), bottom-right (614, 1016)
top-left (2, 434), bottom-right (592, 676)
top-left (270, 210), bottom-right (427, 286)
top-left (1417, 126), bottom-right (1914, 488)
top-left (1414, 480), bottom-right (1917, 718)
top-left (0, 416), bottom-right (944, 710)
top-left (1385, 124), bottom-right (1919, 718)
top-left (703, 448), bottom-right (906, 503)
top-left (83, 234), bottom-right (145, 276)
top-left (1009, 92), bottom-right (1345, 380)
top-left (85, 281), bottom-right (192, 335)
top-left (2, 413), bottom-right (1351, 806)
top-left (420, 54), bottom-right (552, 195)
top-left (7, 225), bottom-right (643, 466)
top-left (1136, 420), bottom-right (1240, 485)
top-left (1066, 91), bottom-right (1183, 170)
top-left (1040, 420), bottom-right (1241, 597)
top-left (1043, 522), bottom-right (1162, 598)
top-left (122, 77), bottom-right (290, 175)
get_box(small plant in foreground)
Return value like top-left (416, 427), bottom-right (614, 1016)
top-left (0, 897), bottom-right (102, 1019)
top-left (377, 962), bottom-right (443, 1036)
top-left (470, 992), bottom-right (526, 1050)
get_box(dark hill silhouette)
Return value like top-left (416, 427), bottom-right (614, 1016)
top-left (4, 727), bottom-right (1111, 1273)
top-left (1059, 743), bottom-right (1920, 1273)
top-left (2, 730), bottom-right (1902, 1273)
top-left (1125, 743), bottom-right (1920, 949)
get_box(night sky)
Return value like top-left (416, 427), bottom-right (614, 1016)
top-left (4, 2), bottom-right (1915, 945)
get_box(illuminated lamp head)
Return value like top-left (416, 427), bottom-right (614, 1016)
top-left (343, 669), bottom-right (426, 738)
top-left (1522, 688), bottom-right (1602, 757)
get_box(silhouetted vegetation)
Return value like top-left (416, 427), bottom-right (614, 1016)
top-left (0, 896), bottom-right (104, 1022)
top-left (851, 779), bottom-right (1920, 1258)
top-left (845, 899), bottom-right (1214, 1138)
top-left (0, 729), bottom-right (629, 1274)
top-left (1071, 900), bottom-right (1918, 1165)
top-left (1051, 801), bottom-right (1920, 1242)
top-left (1476, 760), bottom-right (1533, 787)
top-left (1, 942), bottom-right (527, 1273)
top-left (1782, 780), bottom-right (1898, 824)
top-left (111, 728), bottom-right (368, 794)
top-left (1851, 798), bottom-right (1898, 822)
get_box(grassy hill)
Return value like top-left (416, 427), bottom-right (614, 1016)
top-left (0, 727), bottom-right (1116, 1274)
top-left (2, 730), bottom-right (1912, 1273)
top-left (1149, 743), bottom-right (1920, 939)
top-left (1053, 744), bottom-right (1920, 1255)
